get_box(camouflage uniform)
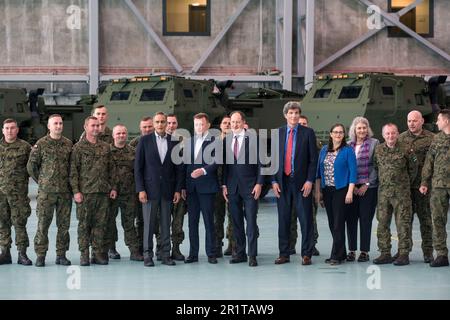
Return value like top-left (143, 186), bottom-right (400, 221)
top-left (374, 142), bottom-right (418, 255)
top-left (27, 135), bottom-right (73, 257)
top-left (80, 126), bottom-right (113, 145)
top-left (129, 136), bottom-right (140, 149)
top-left (421, 131), bottom-right (450, 257)
top-left (105, 144), bottom-right (140, 252)
top-left (70, 138), bottom-right (116, 256)
top-left (398, 129), bottom-right (434, 255)
top-left (0, 138), bottom-right (32, 252)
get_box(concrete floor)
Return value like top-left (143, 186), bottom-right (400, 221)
top-left (0, 181), bottom-right (449, 300)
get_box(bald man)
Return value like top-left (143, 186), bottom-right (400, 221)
top-left (398, 111), bottom-right (434, 263)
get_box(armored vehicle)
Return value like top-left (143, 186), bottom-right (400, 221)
top-left (97, 75), bottom-right (227, 140)
top-left (301, 73), bottom-right (448, 143)
top-left (0, 87), bottom-right (92, 143)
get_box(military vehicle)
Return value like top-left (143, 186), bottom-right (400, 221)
top-left (301, 73), bottom-right (449, 143)
top-left (97, 75), bottom-right (227, 140)
top-left (0, 87), bottom-right (92, 144)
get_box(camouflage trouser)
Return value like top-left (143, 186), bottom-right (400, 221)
top-left (289, 199), bottom-right (319, 249)
top-left (215, 192), bottom-right (235, 248)
top-left (105, 194), bottom-right (139, 251)
top-left (430, 188), bottom-right (449, 257)
top-left (0, 192), bottom-right (31, 251)
top-left (409, 189), bottom-right (433, 254)
top-left (171, 198), bottom-right (187, 246)
top-left (76, 193), bottom-right (109, 254)
top-left (376, 193), bottom-right (412, 255)
top-left (34, 192), bottom-right (72, 256)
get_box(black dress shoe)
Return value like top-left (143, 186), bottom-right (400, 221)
top-left (184, 256), bottom-right (198, 263)
top-left (249, 256), bottom-right (258, 267)
top-left (144, 257), bottom-right (155, 267)
top-left (357, 252), bottom-right (369, 262)
top-left (208, 257), bottom-right (218, 264)
top-left (312, 246), bottom-right (320, 256)
top-left (230, 256), bottom-right (247, 264)
top-left (161, 257), bottom-right (176, 266)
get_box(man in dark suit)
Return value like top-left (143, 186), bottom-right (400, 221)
top-left (183, 113), bottom-right (219, 264)
top-left (272, 102), bottom-right (318, 265)
top-left (135, 112), bottom-right (183, 267)
top-left (222, 111), bottom-right (264, 267)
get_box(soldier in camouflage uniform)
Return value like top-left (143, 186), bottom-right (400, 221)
top-left (27, 114), bottom-right (73, 267)
top-left (105, 125), bottom-right (143, 261)
top-left (0, 119), bottom-right (33, 266)
top-left (166, 114), bottom-right (188, 260)
top-left (80, 105), bottom-right (113, 144)
top-left (289, 116), bottom-right (321, 256)
top-left (70, 116), bottom-right (117, 266)
top-left (129, 116), bottom-right (154, 255)
top-left (398, 111), bottom-right (434, 263)
top-left (420, 109), bottom-right (450, 267)
top-left (373, 123), bottom-right (418, 266)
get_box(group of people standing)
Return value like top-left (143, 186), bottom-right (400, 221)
top-left (0, 102), bottom-right (448, 269)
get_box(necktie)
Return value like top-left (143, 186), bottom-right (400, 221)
top-left (234, 136), bottom-right (239, 160)
top-left (284, 128), bottom-right (294, 176)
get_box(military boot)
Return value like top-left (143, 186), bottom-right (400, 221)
top-left (171, 244), bottom-right (185, 261)
top-left (224, 242), bottom-right (233, 256)
top-left (423, 252), bottom-right (434, 263)
top-left (430, 255), bottom-right (449, 267)
top-left (373, 253), bottom-right (393, 265)
top-left (92, 252), bottom-right (108, 265)
top-left (130, 248), bottom-right (144, 261)
top-left (17, 250), bottom-right (32, 266)
top-left (108, 246), bottom-right (121, 260)
top-left (393, 254), bottom-right (409, 266)
top-left (56, 254), bottom-right (72, 266)
top-left (35, 255), bottom-right (45, 267)
top-left (0, 247), bottom-right (12, 265)
top-left (392, 251), bottom-right (400, 261)
top-left (80, 250), bottom-right (90, 266)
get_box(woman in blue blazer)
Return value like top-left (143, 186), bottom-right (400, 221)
top-left (315, 124), bottom-right (357, 265)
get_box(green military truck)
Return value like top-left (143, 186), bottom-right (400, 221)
top-left (301, 73), bottom-right (448, 143)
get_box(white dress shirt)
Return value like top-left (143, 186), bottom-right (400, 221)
top-left (155, 132), bottom-right (168, 163)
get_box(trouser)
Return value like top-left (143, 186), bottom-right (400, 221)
top-left (106, 194), bottom-right (140, 251)
top-left (409, 188), bottom-right (433, 254)
top-left (228, 189), bottom-right (258, 258)
top-left (0, 191), bottom-right (31, 252)
top-left (143, 198), bottom-right (173, 259)
top-left (276, 176), bottom-right (313, 258)
top-left (323, 186), bottom-right (348, 261)
top-left (376, 191), bottom-right (412, 255)
top-left (171, 198), bottom-right (187, 246)
top-left (289, 197), bottom-right (319, 249)
top-left (76, 193), bottom-right (109, 254)
top-left (34, 191), bottom-right (72, 256)
top-left (346, 187), bottom-right (377, 252)
top-left (430, 188), bottom-right (449, 257)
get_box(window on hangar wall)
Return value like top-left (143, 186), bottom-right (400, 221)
top-left (388, 0), bottom-right (434, 37)
top-left (163, 0), bottom-right (211, 36)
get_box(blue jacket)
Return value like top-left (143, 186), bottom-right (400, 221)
top-left (317, 145), bottom-right (357, 190)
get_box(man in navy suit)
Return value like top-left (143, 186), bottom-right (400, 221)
top-left (135, 112), bottom-right (183, 267)
top-left (222, 111), bottom-right (264, 267)
top-left (183, 113), bottom-right (220, 264)
top-left (272, 102), bottom-right (318, 265)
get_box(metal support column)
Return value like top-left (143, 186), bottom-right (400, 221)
top-left (304, 0), bottom-right (315, 90)
top-left (88, 0), bottom-right (99, 94)
top-left (297, 0), bottom-right (306, 77)
top-left (282, 0), bottom-right (293, 91)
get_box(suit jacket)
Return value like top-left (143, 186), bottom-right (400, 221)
top-left (184, 133), bottom-right (219, 194)
top-left (272, 124), bottom-right (318, 190)
top-left (222, 131), bottom-right (265, 195)
top-left (134, 133), bottom-right (183, 201)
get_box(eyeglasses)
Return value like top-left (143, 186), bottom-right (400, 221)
top-left (331, 131), bottom-right (344, 135)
